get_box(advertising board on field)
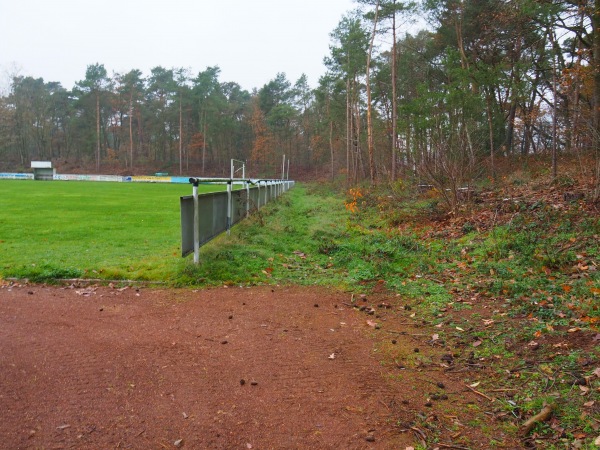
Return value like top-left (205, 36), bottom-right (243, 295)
top-left (130, 176), bottom-right (172, 183)
top-left (54, 174), bottom-right (124, 182)
top-left (0, 173), bottom-right (34, 180)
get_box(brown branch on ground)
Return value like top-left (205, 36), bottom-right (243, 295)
top-left (465, 385), bottom-right (495, 402)
top-left (437, 444), bottom-right (472, 450)
top-left (520, 403), bottom-right (555, 436)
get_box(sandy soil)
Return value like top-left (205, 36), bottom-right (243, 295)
top-left (0, 283), bottom-right (416, 449)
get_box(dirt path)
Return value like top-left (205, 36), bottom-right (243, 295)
top-left (0, 284), bottom-right (415, 449)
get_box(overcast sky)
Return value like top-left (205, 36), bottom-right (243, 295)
top-left (0, 0), bottom-right (357, 93)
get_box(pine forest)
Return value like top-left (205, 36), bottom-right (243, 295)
top-left (1, 0), bottom-right (600, 202)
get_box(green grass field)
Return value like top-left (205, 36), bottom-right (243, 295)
top-left (0, 180), bottom-right (225, 282)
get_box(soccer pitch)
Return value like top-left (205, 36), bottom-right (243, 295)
top-left (0, 180), bottom-right (223, 282)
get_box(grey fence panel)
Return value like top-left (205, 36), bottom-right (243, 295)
top-left (231, 188), bottom-right (244, 226)
top-left (180, 195), bottom-right (193, 257)
top-left (181, 190), bottom-right (230, 257)
top-left (249, 186), bottom-right (260, 211)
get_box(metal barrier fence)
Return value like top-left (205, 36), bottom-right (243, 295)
top-left (180, 178), bottom-right (294, 263)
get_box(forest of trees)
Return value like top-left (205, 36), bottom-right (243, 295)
top-left (1, 0), bottom-right (600, 200)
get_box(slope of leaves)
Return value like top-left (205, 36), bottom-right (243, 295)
top-left (349, 170), bottom-right (600, 448)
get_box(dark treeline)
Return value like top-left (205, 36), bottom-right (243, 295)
top-left (1, 0), bottom-right (600, 199)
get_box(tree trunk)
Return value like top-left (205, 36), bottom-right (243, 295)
top-left (505, 102), bottom-right (517, 155)
top-left (485, 94), bottom-right (495, 180)
top-left (593, 0), bottom-right (600, 153)
top-left (354, 98), bottom-right (365, 182)
top-left (550, 29), bottom-right (558, 180)
top-left (366, 0), bottom-right (380, 185)
top-left (346, 77), bottom-right (351, 186)
top-left (330, 119), bottom-right (334, 182)
top-left (593, 0), bottom-right (600, 199)
top-left (202, 111), bottom-right (207, 176)
top-left (391, 2), bottom-right (398, 182)
top-left (455, 1), bottom-right (469, 71)
top-left (96, 91), bottom-right (100, 172)
top-left (179, 91), bottom-right (183, 175)
top-left (129, 93), bottom-right (134, 170)
top-left (571, 10), bottom-right (584, 160)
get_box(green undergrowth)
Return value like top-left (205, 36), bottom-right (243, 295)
top-left (176, 184), bottom-right (446, 291)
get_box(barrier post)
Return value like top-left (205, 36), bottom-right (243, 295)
top-left (264, 181), bottom-right (269, 205)
top-left (192, 179), bottom-right (200, 264)
top-left (227, 180), bottom-right (232, 236)
top-left (243, 164), bottom-right (249, 218)
top-left (246, 182), bottom-right (250, 217)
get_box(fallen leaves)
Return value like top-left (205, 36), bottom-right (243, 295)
top-left (75, 287), bottom-right (97, 296)
top-left (292, 250), bottom-right (306, 259)
top-left (579, 385), bottom-right (590, 396)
